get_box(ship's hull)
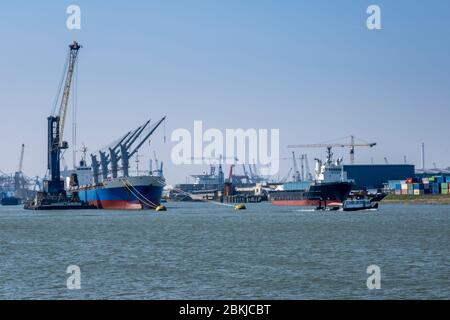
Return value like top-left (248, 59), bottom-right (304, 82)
top-left (270, 182), bottom-right (353, 207)
top-left (74, 176), bottom-right (165, 210)
top-left (1, 196), bottom-right (21, 206)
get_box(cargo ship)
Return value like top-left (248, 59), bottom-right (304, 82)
top-left (66, 117), bottom-right (167, 210)
top-left (73, 175), bottom-right (165, 210)
top-left (269, 147), bottom-right (353, 207)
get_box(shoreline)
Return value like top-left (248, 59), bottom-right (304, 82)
top-left (382, 194), bottom-right (450, 205)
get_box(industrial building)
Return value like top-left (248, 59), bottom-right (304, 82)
top-left (343, 164), bottom-right (415, 190)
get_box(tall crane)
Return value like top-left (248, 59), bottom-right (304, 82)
top-left (228, 164), bottom-right (235, 183)
top-left (14, 144), bottom-right (26, 193)
top-left (288, 135), bottom-right (376, 164)
top-left (303, 154), bottom-right (313, 181)
top-left (18, 144), bottom-right (25, 173)
top-left (291, 151), bottom-right (301, 182)
top-left (242, 164), bottom-right (251, 182)
top-left (47, 41), bottom-right (81, 194)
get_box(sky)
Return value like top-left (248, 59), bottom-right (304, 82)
top-left (0, 0), bottom-right (449, 184)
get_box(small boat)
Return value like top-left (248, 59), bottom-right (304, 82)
top-left (342, 198), bottom-right (378, 211)
top-left (1, 196), bottom-right (21, 206)
top-left (270, 148), bottom-right (353, 207)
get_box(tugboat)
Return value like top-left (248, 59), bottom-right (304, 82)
top-left (342, 198), bottom-right (378, 211)
top-left (270, 147), bottom-right (353, 207)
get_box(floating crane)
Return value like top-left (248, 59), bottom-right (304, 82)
top-left (288, 135), bottom-right (376, 164)
top-left (25, 41), bottom-right (93, 210)
top-left (46, 41), bottom-right (82, 195)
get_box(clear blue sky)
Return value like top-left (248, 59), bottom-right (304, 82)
top-left (1, 0), bottom-right (449, 183)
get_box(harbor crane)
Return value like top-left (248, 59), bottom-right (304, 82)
top-left (18, 144), bottom-right (25, 173)
top-left (303, 154), bottom-right (313, 181)
top-left (152, 151), bottom-right (164, 177)
top-left (242, 164), bottom-right (251, 183)
top-left (14, 144), bottom-right (26, 193)
top-left (291, 151), bottom-right (301, 182)
top-left (288, 135), bottom-right (376, 164)
top-left (227, 164), bottom-right (235, 183)
top-left (279, 153), bottom-right (312, 182)
top-left (46, 41), bottom-right (81, 195)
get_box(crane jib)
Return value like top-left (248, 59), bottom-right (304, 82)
top-left (57, 41), bottom-right (82, 147)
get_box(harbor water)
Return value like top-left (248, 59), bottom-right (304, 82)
top-left (0, 203), bottom-right (448, 299)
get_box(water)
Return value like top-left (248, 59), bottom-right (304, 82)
top-left (0, 203), bottom-right (448, 299)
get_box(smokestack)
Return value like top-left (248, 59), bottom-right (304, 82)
top-left (421, 143), bottom-right (425, 170)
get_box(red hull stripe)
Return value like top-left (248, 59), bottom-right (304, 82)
top-left (88, 200), bottom-right (143, 210)
top-left (271, 200), bottom-right (342, 206)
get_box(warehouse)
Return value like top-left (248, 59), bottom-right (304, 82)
top-left (343, 164), bottom-right (415, 190)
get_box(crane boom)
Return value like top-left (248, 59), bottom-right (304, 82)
top-left (291, 151), bottom-right (300, 181)
top-left (57, 41), bottom-right (82, 146)
top-left (129, 117), bottom-right (166, 158)
top-left (288, 136), bottom-right (376, 164)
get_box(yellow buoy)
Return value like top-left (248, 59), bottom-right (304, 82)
top-left (234, 204), bottom-right (246, 210)
top-left (155, 205), bottom-right (167, 212)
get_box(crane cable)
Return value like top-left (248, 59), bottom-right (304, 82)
top-left (119, 178), bottom-right (158, 209)
top-left (124, 178), bottom-right (161, 208)
top-left (120, 179), bottom-right (156, 209)
top-left (51, 51), bottom-right (70, 116)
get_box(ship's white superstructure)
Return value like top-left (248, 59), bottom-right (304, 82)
top-left (314, 147), bottom-right (348, 183)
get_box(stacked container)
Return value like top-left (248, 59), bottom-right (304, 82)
top-left (388, 176), bottom-right (450, 196)
top-left (441, 183), bottom-right (449, 194)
